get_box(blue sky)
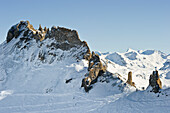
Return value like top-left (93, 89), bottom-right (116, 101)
top-left (0, 0), bottom-right (169, 53)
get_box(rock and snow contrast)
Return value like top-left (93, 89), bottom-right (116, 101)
top-left (0, 21), bottom-right (170, 113)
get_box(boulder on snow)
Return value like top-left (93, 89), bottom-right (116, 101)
top-left (149, 70), bottom-right (162, 93)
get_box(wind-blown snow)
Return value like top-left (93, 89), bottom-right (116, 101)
top-left (0, 39), bottom-right (170, 113)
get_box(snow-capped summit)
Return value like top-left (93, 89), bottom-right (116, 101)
top-left (126, 48), bottom-right (137, 53)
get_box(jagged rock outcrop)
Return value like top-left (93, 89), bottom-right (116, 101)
top-left (81, 52), bottom-right (107, 92)
top-left (126, 71), bottom-right (135, 87)
top-left (149, 70), bottom-right (162, 93)
top-left (6, 21), bottom-right (36, 43)
top-left (5, 20), bottom-right (91, 63)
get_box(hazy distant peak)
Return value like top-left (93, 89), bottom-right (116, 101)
top-left (126, 48), bottom-right (137, 53)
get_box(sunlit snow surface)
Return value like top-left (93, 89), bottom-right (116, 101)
top-left (0, 38), bottom-right (170, 113)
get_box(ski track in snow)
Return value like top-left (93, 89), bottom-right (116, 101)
top-left (0, 90), bottom-right (131, 113)
top-left (0, 94), bottom-right (111, 113)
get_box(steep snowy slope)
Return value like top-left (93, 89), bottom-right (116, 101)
top-left (0, 21), bottom-right (170, 113)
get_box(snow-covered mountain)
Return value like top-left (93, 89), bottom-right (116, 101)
top-left (0, 21), bottom-right (170, 113)
top-left (98, 48), bottom-right (170, 90)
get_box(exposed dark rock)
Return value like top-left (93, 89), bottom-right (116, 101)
top-left (66, 78), bottom-right (73, 84)
top-left (149, 70), bottom-right (162, 93)
top-left (81, 51), bottom-right (107, 92)
top-left (6, 21), bottom-right (36, 43)
top-left (38, 24), bottom-right (43, 32)
top-left (6, 20), bottom-right (91, 62)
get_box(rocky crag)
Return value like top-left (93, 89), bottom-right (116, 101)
top-left (5, 21), bottom-right (91, 64)
top-left (149, 70), bottom-right (162, 93)
top-left (126, 71), bottom-right (136, 87)
top-left (81, 52), bottom-right (107, 92)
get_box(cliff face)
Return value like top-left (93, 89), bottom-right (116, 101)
top-left (5, 21), bottom-right (91, 64)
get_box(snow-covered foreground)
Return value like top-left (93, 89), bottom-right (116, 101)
top-left (0, 39), bottom-right (170, 113)
top-left (0, 58), bottom-right (129, 113)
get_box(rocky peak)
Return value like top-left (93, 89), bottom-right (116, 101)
top-left (5, 20), bottom-right (91, 63)
top-left (6, 21), bottom-right (36, 43)
top-left (49, 26), bottom-right (84, 49)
